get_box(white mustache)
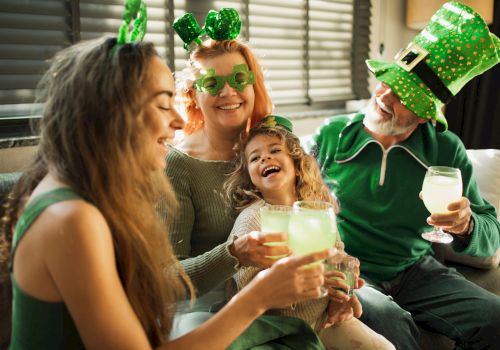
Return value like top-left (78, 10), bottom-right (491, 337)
top-left (375, 96), bottom-right (394, 116)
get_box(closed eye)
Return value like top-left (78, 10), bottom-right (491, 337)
top-left (271, 148), bottom-right (282, 154)
top-left (250, 156), bottom-right (260, 162)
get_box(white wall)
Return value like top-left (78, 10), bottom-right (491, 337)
top-left (368, 0), bottom-right (418, 91)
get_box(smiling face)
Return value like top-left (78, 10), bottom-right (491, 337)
top-left (245, 134), bottom-right (297, 202)
top-left (194, 52), bottom-right (255, 135)
top-left (363, 82), bottom-right (425, 136)
top-left (143, 56), bottom-right (185, 169)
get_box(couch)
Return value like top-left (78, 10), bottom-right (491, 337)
top-left (0, 150), bottom-right (499, 349)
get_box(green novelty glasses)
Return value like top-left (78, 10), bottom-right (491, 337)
top-left (193, 63), bottom-right (255, 96)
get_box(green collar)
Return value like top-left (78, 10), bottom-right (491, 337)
top-left (334, 114), bottom-right (438, 168)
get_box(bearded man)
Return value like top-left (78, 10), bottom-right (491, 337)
top-left (308, 2), bottom-right (500, 349)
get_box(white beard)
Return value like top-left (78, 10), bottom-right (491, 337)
top-left (363, 97), bottom-right (420, 136)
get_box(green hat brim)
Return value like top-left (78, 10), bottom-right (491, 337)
top-left (366, 59), bottom-right (448, 131)
top-left (260, 115), bottom-right (294, 133)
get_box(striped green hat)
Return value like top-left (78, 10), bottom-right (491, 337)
top-left (366, 1), bottom-right (500, 131)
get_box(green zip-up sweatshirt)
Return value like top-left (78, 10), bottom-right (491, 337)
top-left (310, 113), bottom-right (500, 281)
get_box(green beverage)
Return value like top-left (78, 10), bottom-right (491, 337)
top-left (261, 208), bottom-right (290, 234)
top-left (260, 205), bottom-right (291, 259)
top-left (325, 254), bottom-right (359, 297)
top-left (288, 201), bottom-right (336, 257)
top-left (340, 270), bottom-right (355, 297)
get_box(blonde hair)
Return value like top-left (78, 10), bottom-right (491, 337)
top-left (224, 125), bottom-right (337, 211)
top-left (179, 40), bottom-right (272, 134)
top-left (0, 37), bottom-right (193, 346)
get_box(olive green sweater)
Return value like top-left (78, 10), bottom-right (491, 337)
top-left (161, 146), bottom-right (240, 309)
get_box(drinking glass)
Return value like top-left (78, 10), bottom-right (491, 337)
top-left (421, 166), bottom-right (462, 244)
top-left (324, 253), bottom-right (359, 297)
top-left (288, 200), bottom-right (337, 297)
top-left (260, 204), bottom-right (291, 259)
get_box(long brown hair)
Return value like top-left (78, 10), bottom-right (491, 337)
top-left (224, 125), bottom-right (336, 212)
top-left (0, 37), bottom-right (192, 346)
top-left (178, 39), bottom-right (272, 134)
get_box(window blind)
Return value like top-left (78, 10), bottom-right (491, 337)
top-left (0, 0), bottom-right (371, 138)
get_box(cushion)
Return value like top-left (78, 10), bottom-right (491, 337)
top-left (467, 149), bottom-right (500, 219)
top-left (440, 149), bottom-right (500, 269)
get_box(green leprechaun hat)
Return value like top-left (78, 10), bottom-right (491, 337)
top-left (366, 1), bottom-right (500, 131)
top-left (260, 115), bottom-right (294, 133)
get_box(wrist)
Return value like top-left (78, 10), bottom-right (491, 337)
top-left (228, 237), bottom-right (242, 265)
top-left (236, 282), bottom-right (267, 317)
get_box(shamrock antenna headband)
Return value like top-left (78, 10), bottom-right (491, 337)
top-left (173, 8), bottom-right (241, 50)
top-left (117, 0), bottom-right (147, 45)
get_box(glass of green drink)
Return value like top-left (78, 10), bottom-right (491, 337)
top-left (260, 204), bottom-right (291, 259)
top-left (325, 253), bottom-right (359, 297)
top-left (288, 200), bottom-right (337, 296)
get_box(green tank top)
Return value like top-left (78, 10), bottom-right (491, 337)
top-left (9, 188), bottom-right (85, 349)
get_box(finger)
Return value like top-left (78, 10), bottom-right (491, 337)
top-left (429, 213), bottom-right (469, 229)
top-left (429, 210), bottom-right (459, 222)
top-left (264, 245), bottom-right (291, 257)
top-left (324, 270), bottom-right (345, 279)
top-left (355, 277), bottom-right (365, 289)
top-left (447, 197), bottom-right (469, 211)
top-left (259, 231), bottom-right (288, 243)
top-left (328, 289), bottom-right (350, 302)
top-left (287, 248), bottom-right (335, 268)
top-left (351, 294), bottom-right (363, 318)
top-left (324, 277), bottom-right (348, 289)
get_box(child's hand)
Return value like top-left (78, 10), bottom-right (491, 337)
top-left (322, 294), bottom-right (363, 329)
top-left (324, 270), bottom-right (350, 303)
top-left (230, 231), bottom-right (291, 268)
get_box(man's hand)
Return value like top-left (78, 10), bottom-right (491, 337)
top-left (427, 197), bottom-right (472, 235)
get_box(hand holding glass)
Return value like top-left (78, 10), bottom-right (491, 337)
top-left (421, 166), bottom-right (462, 244)
top-left (324, 254), bottom-right (359, 298)
top-left (260, 204), bottom-right (291, 259)
top-left (288, 200), bottom-right (337, 297)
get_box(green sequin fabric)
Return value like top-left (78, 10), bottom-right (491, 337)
top-left (366, 1), bottom-right (500, 131)
top-left (173, 8), bottom-right (241, 50)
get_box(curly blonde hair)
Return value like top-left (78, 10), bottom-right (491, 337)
top-left (177, 39), bottom-right (272, 134)
top-left (224, 124), bottom-right (337, 212)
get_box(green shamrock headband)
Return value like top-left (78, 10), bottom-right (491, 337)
top-left (194, 63), bottom-right (254, 96)
top-left (173, 8), bottom-right (241, 50)
top-left (116, 0), bottom-right (148, 46)
top-left (260, 115), bottom-right (294, 133)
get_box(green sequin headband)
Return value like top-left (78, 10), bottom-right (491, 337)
top-left (194, 63), bottom-right (254, 96)
top-left (173, 8), bottom-right (241, 51)
top-left (116, 0), bottom-right (147, 46)
top-left (260, 115), bottom-right (294, 133)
